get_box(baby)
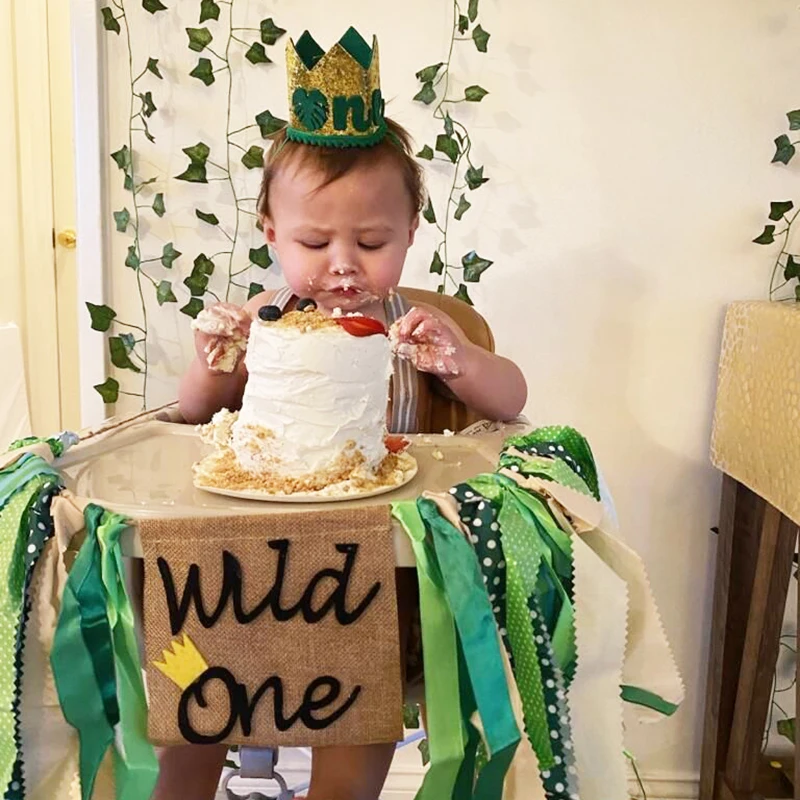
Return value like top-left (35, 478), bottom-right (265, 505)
top-left (178, 118), bottom-right (526, 429)
top-left (168, 27), bottom-right (526, 800)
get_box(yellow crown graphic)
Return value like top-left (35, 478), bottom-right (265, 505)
top-left (152, 634), bottom-right (209, 690)
top-left (285, 27), bottom-right (386, 147)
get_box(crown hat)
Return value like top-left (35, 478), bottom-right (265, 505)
top-left (285, 27), bottom-right (387, 148)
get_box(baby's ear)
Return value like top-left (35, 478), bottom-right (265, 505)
top-left (261, 216), bottom-right (277, 245)
top-left (408, 214), bottom-right (420, 247)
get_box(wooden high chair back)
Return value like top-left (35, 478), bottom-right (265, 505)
top-left (398, 286), bottom-right (495, 435)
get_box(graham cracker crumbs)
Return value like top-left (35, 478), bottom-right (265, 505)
top-left (265, 309), bottom-right (339, 332)
top-left (194, 446), bottom-right (416, 498)
top-left (240, 424), bottom-right (275, 454)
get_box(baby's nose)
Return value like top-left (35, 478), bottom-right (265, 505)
top-left (328, 259), bottom-right (359, 276)
top-left (328, 241), bottom-right (362, 274)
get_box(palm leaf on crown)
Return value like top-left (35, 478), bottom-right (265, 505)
top-left (292, 88), bottom-right (328, 131)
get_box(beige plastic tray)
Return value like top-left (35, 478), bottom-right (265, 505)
top-left (56, 421), bottom-right (507, 566)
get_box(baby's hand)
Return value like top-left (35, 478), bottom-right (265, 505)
top-left (191, 303), bottom-right (251, 373)
top-left (390, 306), bottom-right (465, 379)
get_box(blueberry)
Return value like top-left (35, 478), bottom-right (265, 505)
top-left (258, 305), bottom-right (282, 321)
top-left (297, 297), bottom-right (317, 312)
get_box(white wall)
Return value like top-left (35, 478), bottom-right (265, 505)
top-left (90, 0), bottom-right (800, 785)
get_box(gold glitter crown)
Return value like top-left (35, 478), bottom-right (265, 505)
top-left (285, 27), bottom-right (386, 148)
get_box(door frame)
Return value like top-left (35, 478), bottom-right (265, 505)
top-left (69, 0), bottom-right (108, 427)
top-left (10, 0), bottom-right (61, 434)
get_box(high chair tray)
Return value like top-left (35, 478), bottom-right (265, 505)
top-left (56, 420), bottom-right (507, 565)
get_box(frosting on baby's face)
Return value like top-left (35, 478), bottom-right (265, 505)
top-left (261, 159), bottom-right (419, 320)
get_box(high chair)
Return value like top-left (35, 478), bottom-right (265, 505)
top-left (222, 288), bottom-right (495, 800)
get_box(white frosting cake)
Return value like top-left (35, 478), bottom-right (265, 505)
top-left (194, 307), bottom-right (414, 496)
top-left (232, 311), bottom-right (392, 476)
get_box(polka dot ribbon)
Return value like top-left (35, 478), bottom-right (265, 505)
top-left (450, 481), bottom-right (579, 800)
top-left (500, 426), bottom-right (600, 501)
top-left (5, 480), bottom-right (62, 800)
top-left (0, 453), bottom-right (62, 798)
top-left (6, 432), bottom-right (78, 461)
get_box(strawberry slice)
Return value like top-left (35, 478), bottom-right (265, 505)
top-left (385, 434), bottom-right (410, 453)
top-left (335, 316), bottom-right (387, 337)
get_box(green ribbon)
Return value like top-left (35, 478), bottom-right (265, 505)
top-left (418, 498), bottom-right (519, 799)
top-left (96, 512), bottom-right (160, 800)
top-left (392, 501), bottom-right (465, 800)
top-left (52, 504), bottom-right (158, 800)
top-left (505, 486), bottom-right (576, 678)
top-left (0, 454), bottom-right (60, 510)
top-left (500, 454), bottom-right (593, 498)
top-left (503, 426), bottom-right (600, 499)
top-left (620, 685), bottom-right (680, 717)
top-left (0, 477), bottom-right (47, 794)
top-left (451, 642), bottom-right (482, 800)
top-left (7, 480), bottom-right (64, 800)
top-left (52, 504), bottom-right (117, 800)
top-left (467, 481), bottom-right (576, 795)
top-left (497, 492), bottom-right (553, 767)
top-left (7, 431), bottom-right (78, 459)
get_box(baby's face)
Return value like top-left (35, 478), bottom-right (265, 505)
top-left (262, 159), bottom-right (419, 316)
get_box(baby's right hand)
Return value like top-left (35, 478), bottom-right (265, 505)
top-left (191, 303), bottom-right (251, 373)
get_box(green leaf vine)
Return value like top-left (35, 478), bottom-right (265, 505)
top-left (95, 0), bottom-right (174, 407)
top-left (94, 0), bottom-right (287, 408)
top-left (763, 633), bottom-right (797, 752)
top-left (754, 109), bottom-right (800, 302)
top-left (175, 1), bottom-right (286, 309)
top-left (413, 0), bottom-right (492, 305)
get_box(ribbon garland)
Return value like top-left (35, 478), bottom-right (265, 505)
top-left (0, 423), bottom-right (677, 800)
top-left (96, 511), bottom-right (159, 800)
top-left (417, 498), bottom-right (520, 799)
top-left (0, 453), bottom-right (62, 797)
top-left (451, 480), bottom-right (578, 799)
top-left (402, 427), bottom-right (639, 799)
top-left (392, 502), bottom-right (466, 800)
top-left (51, 505), bottom-right (158, 800)
top-left (6, 481), bottom-right (64, 800)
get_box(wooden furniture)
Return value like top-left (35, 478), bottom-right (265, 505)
top-left (701, 302), bottom-right (800, 800)
top-left (699, 475), bottom-right (799, 799)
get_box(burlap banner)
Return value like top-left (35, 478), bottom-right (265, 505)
top-left (140, 506), bottom-right (403, 747)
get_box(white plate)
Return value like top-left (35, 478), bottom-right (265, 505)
top-left (193, 458), bottom-right (418, 503)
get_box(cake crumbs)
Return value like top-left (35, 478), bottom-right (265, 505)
top-left (194, 442), bottom-right (416, 497)
top-left (266, 309), bottom-right (339, 332)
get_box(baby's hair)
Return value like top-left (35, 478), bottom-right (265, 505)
top-left (257, 117), bottom-right (425, 220)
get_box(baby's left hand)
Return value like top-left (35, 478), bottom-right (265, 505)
top-left (391, 306), bottom-right (466, 379)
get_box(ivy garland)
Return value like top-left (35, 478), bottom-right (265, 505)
top-left (89, 0), bottom-right (286, 407)
top-left (88, 0), bottom-right (494, 408)
top-left (753, 109), bottom-right (800, 302)
top-left (413, 0), bottom-right (492, 306)
top-left (176, 3), bottom-right (287, 312)
top-left (751, 113), bottom-right (800, 748)
top-left (90, 0), bottom-right (174, 405)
